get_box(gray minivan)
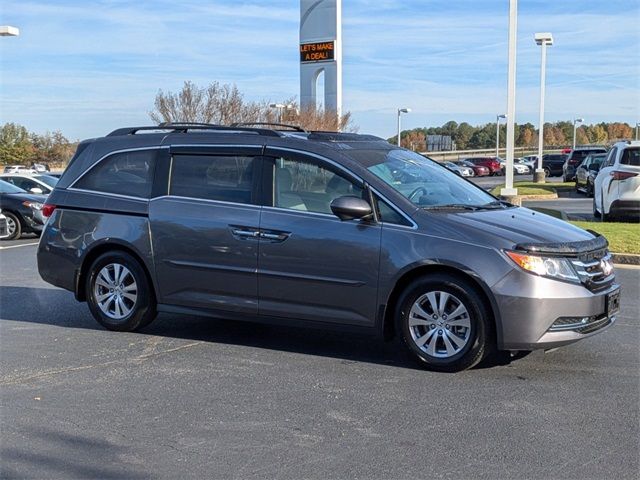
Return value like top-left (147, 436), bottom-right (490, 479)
top-left (37, 123), bottom-right (620, 371)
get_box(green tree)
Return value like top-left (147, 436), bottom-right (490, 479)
top-left (0, 123), bottom-right (33, 163)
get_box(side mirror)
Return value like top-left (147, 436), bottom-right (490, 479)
top-left (30, 187), bottom-right (44, 194)
top-left (330, 195), bottom-right (373, 221)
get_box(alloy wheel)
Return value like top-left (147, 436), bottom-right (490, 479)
top-left (408, 291), bottom-right (471, 358)
top-left (93, 263), bottom-right (138, 320)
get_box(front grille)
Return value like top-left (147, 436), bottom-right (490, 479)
top-left (570, 251), bottom-right (615, 292)
top-left (550, 314), bottom-right (613, 334)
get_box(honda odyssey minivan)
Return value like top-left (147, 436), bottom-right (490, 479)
top-left (37, 123), bottom-right (620, 371)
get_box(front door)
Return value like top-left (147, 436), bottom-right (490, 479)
top-left (149, 146), bottom-right (263, 314)
top-left (257, 149), bottom-right (382, 326)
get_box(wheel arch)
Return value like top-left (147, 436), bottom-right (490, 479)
top-left (75, 240), bottom-right (156, 302)
top-left (379, 263), bottom-right (502, 346)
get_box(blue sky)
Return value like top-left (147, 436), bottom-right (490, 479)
top-left (1, 0), bottom-right (638, 140)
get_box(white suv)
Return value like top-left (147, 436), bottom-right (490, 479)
top-left (593, 141), bottom-right (640, 221)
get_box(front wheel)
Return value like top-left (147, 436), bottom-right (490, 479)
top-left (86, 251), bottom-right (157, 331)
top-left (395, 274), bottom-right (494, 372)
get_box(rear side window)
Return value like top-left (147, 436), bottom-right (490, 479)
top-left (170, 155), bottom-right (257, 204)
top-left (620, 148), bottom-right (640, 166)
top-left (74, 149), bottom-right (156, 198)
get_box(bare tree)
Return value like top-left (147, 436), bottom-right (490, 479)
top-left (149, 81), bottom-right (357, 132)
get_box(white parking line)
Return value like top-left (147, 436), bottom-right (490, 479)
top-left (0, 242), bottom-right (39, 250)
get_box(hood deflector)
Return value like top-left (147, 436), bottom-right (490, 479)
top-left (514, 231), bottom-right (608, 256)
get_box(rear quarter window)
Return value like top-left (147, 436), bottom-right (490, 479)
top-left (620, 148), bottom-right (640, 166)
top-left (73, 149), bottom-right (157, 198)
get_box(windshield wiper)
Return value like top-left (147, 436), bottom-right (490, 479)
top-left (475, 200), bottom-right (511, 210)
top-left (422, 204), bottom-right (480, 211)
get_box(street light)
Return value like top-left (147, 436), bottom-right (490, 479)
top-left (635, 122), bottom-right (639, 141)
top-left (0, 26), bottom-right (19, 36)
top-left (572, 117), bottom-right (584, 150)
top-left (500, 0), bottom-right (518, 199)
top-left (496, 114), bottom-right (507, 158)
top-left (534, 32), bottom-right (553, 183)
top-left (397, 108), bottom-right (411, 147)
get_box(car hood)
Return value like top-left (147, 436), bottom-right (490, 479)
top-left (417, 206), bottom-right (600, 253)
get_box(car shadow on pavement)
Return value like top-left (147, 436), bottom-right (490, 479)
top-left (0, 285), bottom-right (516, 371)
top-left (1, 426), bottom-right (151, 479)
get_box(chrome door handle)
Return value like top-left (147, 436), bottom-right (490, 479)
top-left (229, 225), bottom-right (260, 240)
top-left (258, 230), bottom-right (290, 242)
top-left (233, 230), bottom-right (259, 237)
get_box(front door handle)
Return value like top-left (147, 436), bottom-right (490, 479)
top-left (229, 225), bottom-right (260, 240)
top-left (259, 229), bottom-right (290, 243)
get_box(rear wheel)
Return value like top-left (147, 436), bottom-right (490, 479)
top-left (396, 274), bottom-right (494, 372)
top-left (543, 167), bottom-right (551, 177)
top-left (2, 212), bottom-right (21, 240)
top-left (600, 193), bottom-right (610, 222)
top-left (86, 251), bottom-right (157, 331)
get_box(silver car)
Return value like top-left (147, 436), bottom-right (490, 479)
top-left (37, 123), bottom-right (620, 372)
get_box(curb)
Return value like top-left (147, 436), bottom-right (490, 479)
top-left (611, 253), bottom-right (640, 266)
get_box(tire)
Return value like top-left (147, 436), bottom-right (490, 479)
top-left (592, 195), bottom-right (601, 218)
top-left (395, 274), bottom-right (494, 372)
top-left (543, 167), bottom-right (551, 177)
top-left (587, 182), bottom-right (594, 198)
top-left (2, 212), bottom-right (22, 240)
top-left (575, 180), bottom-right (580, 193)
top-left (85, 251), bottom-right (157, 331)
top-left (600, 193), bottom-right (610, 222)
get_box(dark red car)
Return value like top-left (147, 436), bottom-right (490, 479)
top-left (465, 157), bottom-right (502, 176)
top-left (457, 160), bottom-right (491, 176)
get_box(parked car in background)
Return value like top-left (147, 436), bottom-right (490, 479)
top-left (593, 141), bottom-right (640, 221)
top-left (31, 163), bottom-right (51, 173)
top-left (444, 161), bottom-right (474, 177)
top-left (575, 153), bottom-right (606, 197)
top-left (37, 123), bottom-right (619, 372)
top-left (0, 210), bottom-right (7, 238)
top-left (465, 157), bottom-right (502, 176)
top-left (519, 155), bottom-right (539, 170)
top-left (0, 179), bottom-right (48, 240)
top-left (562, 147), bottom-right (607, 182)
top-left (0, 173), bottom-right (59, 194)
top-left (457, 160), bottom-right (490, 177)
top-left (3, 165), bottom-right (37, 174)
top-left (541, 153), bottom-right (568, 177)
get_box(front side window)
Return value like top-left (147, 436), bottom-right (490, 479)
top-left (74, 149), bottom-right (156, 198)
top-left (170, 154), bottom-right (257, 204)
top-left (361, 149), bottom-right (496, 208)
top-left (272, 157), bottom-right (363, 214)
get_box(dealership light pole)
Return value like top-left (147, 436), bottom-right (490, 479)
top-left (496, 114), bottom-right (506, 158)
top-left (635, 122), bottom-right (639, 141)
top-left (500, 0), bottom-right (518, 199)
top-left (397, 108), bottom-right (411, 146)
top-left (0, 26), bottom-right (20, 36)
top-left (534, 32), bottom-right (553, 183)
top-left (572, 117), bottom-right (584, 150)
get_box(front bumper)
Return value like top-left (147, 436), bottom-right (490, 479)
top-left (492, 268), bottom-right (619, 350)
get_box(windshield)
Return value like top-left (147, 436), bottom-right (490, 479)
top-left (362, 149), bottom-right (497, 208)
top-left (35, 175), bottom-right (59, 188)
top-left (0, 179), bottom-right (27, 194)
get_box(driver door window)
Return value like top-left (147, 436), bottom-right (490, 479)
top-left (272, 157), bottom-right (363, 214)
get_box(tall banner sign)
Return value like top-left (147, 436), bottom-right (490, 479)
top-left (300, 0), bottom-right (342, 117)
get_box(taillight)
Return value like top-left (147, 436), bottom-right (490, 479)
top-left (41, 204), bottom-right (56, 217)
top-left (610, 171), bottom-right (638, 181)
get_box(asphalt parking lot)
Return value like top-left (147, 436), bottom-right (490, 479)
top-left (1, 242), bottom-right (639, 479)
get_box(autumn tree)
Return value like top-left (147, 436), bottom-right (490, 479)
top-left (149, 81), bottom-right (356, 132)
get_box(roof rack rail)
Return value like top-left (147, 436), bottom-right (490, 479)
top-left (106, 123), bottom-right (282, 137)
top-left (230, 122), bottom-right (308, 133)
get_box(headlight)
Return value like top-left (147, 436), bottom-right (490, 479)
top-left (505, 251), bottom-right (580, 283)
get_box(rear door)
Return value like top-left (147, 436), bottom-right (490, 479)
top-left (149, 145), bottom-right (263, 314)
top-left (257, 148), bottom-right (382, 326)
